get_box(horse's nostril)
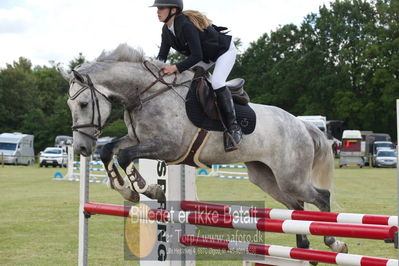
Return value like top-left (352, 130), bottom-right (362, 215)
top-left (80, 146), bottom-right (87, 155)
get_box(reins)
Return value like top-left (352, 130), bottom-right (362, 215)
top-left (131, 60), bottom-right (190, 109)
top-left (69, 60), bottom-right (191, 141)
top-left (124, 60), bottom-right (191, 143)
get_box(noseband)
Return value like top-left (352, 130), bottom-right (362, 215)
top-left (68, 74), bottom-right (111, 141)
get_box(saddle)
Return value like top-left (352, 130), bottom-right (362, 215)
top-left (192, 67), bottom-right (250, 121)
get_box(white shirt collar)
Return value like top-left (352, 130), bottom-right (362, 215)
top-left (167, 21), bottom-right (175, 36)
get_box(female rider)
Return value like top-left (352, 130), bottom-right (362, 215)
top-left (150, 0), bottom-right (242, 152)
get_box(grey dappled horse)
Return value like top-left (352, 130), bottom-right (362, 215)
top-left (63, 44), bottom-right (347, 254)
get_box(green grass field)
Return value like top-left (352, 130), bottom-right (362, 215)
top-left (0, 163), bottom-right (397, 265)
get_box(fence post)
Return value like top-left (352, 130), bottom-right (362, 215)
top-left (78, 155), bottom-right (90, 266)
top-left (66, 146), bottom-right (74, 178)
top-left (396, 99), bottom-right (399, 256)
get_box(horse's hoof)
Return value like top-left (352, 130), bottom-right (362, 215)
top-left (120, 188), bottom-right (140, 202)
top-left (330, 240), bottom-right (348, 253)
top-left (127, 191), bottom-right (140, 202)
top-left (143, 184), bottom-right (166, 201)
top-left (310, 261), bottom-right (318, 266)
top-left (339, 243), bottom-right (348, 253)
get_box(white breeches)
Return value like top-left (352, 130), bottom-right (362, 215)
top-left (193, 38), bottom-right (237, 90)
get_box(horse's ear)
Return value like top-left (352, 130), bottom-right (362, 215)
top-left (57, 64), bottom-right (72, 81)
top-left (72, 70), bottom-right (86, 84)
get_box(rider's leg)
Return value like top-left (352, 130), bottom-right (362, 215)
top-left (215, 86), bottom-right (242, 151)
top-left (212, 39), bottom-right (242, 151)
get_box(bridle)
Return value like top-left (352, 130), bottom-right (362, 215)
top-left (68, 61), bottom-right (190, 141)
top-left (68, 74), bottom-right (111, 141)
top-left (129, 60), bottom-right (190, 110)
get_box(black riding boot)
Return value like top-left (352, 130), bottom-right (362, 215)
top-left (215, 86), bottom-right (242, 152)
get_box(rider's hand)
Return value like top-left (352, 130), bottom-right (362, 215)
top-left (161, 65), bottom-right (178, 75)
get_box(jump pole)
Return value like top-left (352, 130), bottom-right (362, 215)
top-left (180, 235), bottom-right (398, 266)
top-left (84, 203), bottom-right (397, 241)
top-left (83, 202), bottom-right (398, 265)
top-left (181, 201), bottom-right (398, 226)
top-left (65, 147), bottom-right (108, 182)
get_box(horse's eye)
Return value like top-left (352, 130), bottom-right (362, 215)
top-left (79, 102), bottom-right (89, 108)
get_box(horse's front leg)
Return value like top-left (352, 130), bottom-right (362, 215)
top-left (117, 138), bottom-right (171, 201)
top-left (100, 135), bottom-right (140, 202)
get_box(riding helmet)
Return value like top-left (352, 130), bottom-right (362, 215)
top-left (150, 0), bottom-right (183, 10)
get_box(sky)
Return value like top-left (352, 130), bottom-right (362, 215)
top-left (0, 0), bottom-right (335, 69)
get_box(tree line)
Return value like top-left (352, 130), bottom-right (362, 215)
top-left (0, 0), bottom-right (397, 153)
top-left (231, 0), bottom-right (398, 138)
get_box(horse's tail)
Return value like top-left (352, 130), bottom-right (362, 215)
top-left (303, 122), bottom-right (334, 190)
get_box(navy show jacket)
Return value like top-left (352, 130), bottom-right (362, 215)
top-left (157, 13), bottom-right (232, 73)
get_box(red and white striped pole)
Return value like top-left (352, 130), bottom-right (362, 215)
top-left (84, 202), bottom-right (130, 217)
top-left (180, 235), bottom-right (398, 266)
top-left (83, 202), bottom-right (397, 241)
top-left (181, 200), bottom-right (398, 227)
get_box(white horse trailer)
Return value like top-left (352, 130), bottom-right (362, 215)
top-left (339, 130), bottom-right (364, 168)
top-left (297, 115), bottom-right (327, 135)
top-left (0, 133), bottom-right (35, 165)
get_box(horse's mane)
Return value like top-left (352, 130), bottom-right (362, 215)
top-left (75, 44), bottom-right (158, 74)
top-left (96, 43), bottom-right (145, 63)
top-left (75, 44), bottom-right (189, 81)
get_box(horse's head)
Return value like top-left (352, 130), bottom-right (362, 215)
top-left (66, 69), bottom-right (113, 156)
top-left (61, 43), bottom-right (192, 156)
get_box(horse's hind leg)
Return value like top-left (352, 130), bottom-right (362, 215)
top-left (247, 162), bottom-right (347, 255)
top-left (313, 188), bottom-right (348, 253)
top-left (315, 189), bottom-right (348, 253)
top-left (287, 181), bottom-right (348, 253)
top-left (275, 167), bottom-right (348, 253)
top-left (246, 162), bottom-right (311, 250)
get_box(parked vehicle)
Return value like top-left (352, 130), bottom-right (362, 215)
top-left (364, 133), bottom-right (391, 166)
top-left (326, 120), bottom-right (344, 140)
top-left (39, 147), bottom-right (67, 167)
top-left (92, 137), bottom-right (116, 161)
top-left (55, 135), bottom-right (73, 151)
top-left (371, 141), bottom-right (395, 166)
top-left (373, 141), bottom-right (395, 154)
top-left (374, 149), bottom-right (397, 168)
top-left (297, 115), bottom-right (327, 136)
top-left (339, 130), bottom-right (364, 168)
top-left (0, 133), bottom-right (35, 165)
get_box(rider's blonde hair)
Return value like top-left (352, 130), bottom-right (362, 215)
top-left (183, 10), bottom-right (212, 32)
